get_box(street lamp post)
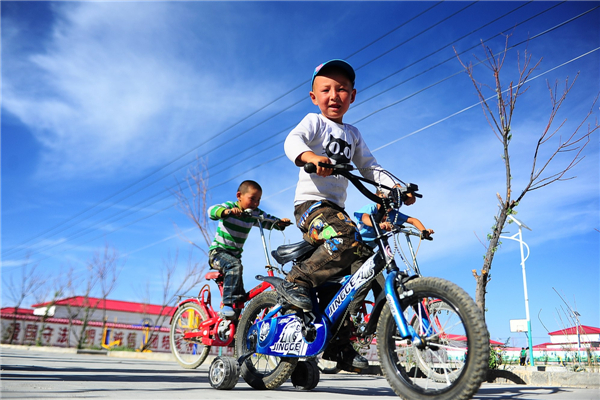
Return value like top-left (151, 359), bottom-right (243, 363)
top-left (500, 215), bottom-right (534, 366)
top-left (573, 311), bottom-right (582, 362)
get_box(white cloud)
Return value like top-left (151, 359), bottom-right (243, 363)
top-left (2, 3), bottom-right (271, 181)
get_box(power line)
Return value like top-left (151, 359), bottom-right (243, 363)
top-left (354, 0), bottom-right (480, 72)
top-left (1, 2), bottom-right (459, 257)
top-left (19, 43), bottom-right (598, 266)
top-left (0, 0), bottom-right (543, 258)
top-left (3, 1), bottom-right (448, 257)
top-left (356, 0), bottom-right (547, 96)
top-left (7, 3), bottom-right (591, 260)
top-left (5, 4), bottom-right (596, 264)
top-left (352, 5), bottom-right (599, 124)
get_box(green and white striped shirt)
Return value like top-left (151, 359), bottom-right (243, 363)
top-left (208, 201), bottom-right (281, 258)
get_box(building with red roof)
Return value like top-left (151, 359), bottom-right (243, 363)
top-left (32, 296), bottom-right (176, 326)
top-left (531, 325), bottom-right (600, 350)
top-left (2, 296), bottom-right (177, 352)
top-left (0, 307), bottom-right (35, 316)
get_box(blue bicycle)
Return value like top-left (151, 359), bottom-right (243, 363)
top-left (208, 163), bottom-right (489, 400)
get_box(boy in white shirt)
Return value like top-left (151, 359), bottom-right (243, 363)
top-left (281, 59), bottom-right (416, 371)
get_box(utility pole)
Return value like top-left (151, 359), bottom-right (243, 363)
top-left (500, 215), bottom-right (534, 366)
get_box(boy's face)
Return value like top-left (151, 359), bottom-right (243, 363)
top-left (310, 71), bottom-right (356, 124)
top-left (237, 187), bottom-right (262, 210)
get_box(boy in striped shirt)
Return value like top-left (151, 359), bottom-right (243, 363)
top-left (208, 180), bottom-right (291, 318)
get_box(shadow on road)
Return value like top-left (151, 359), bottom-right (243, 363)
top-left (1, 363), bottom-right (210, 384)
top-left (475, 387), bottom-right (575, 399)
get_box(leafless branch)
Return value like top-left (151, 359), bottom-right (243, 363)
top-left (171, 157), bottom-right (214, 256)
top-left (139, 248), bottom-right (206, 351)
top-left (2, 254), bottom-right (46, 344)
top-left (455, 35), bottom-right (599, 315)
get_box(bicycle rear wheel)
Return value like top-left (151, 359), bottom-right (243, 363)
top-left (377, 277), bottom-right (488, 400)
top-left (411, 299), bottom-right (468, 383)
top-left (170, 302), bottom-right (211, 369)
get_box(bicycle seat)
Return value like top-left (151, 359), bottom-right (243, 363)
top-left (205, 271), bottom-right (223, 281)
top-left (272, 240), bottom-right (315, 265)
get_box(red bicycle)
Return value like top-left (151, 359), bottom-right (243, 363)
top-left (169, 213), bottom-right (286, 369)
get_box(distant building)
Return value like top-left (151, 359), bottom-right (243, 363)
top-left (535, 325), bottom-right (600, 350)
top-left (31, 296), bottom-right (175, 326)
top-left (549, 325), bottom-right (600, 347)
top-left (1, 296), bottom-right (176, 352)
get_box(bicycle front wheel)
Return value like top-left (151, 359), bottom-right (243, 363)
top-left (377, 277), bottom-right (489, 400)
top-left (235, 291), bottom-right (298, 389)
top-left (170, 302), bottom-right (211, 369)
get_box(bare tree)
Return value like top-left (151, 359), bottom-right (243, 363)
top-left (171, 157), bottom-right (215, 255)
top-left (2, 254), bottom-right (45, 344)
top-left (72, 261), bottom-right (100, 349)
top-left (75, 243), bottom-right (124, 349)
top-left (94, 243), bottom-right (124, 330)
top-left (34, 268), bottom-right (71, 346)
top-left (456, 37), bottom-right (599, 315)
top-left (136, 158), bottom-right (213, 351)
top-left (138, 248), bottom-right (205, 352)
top-left (60, 266), bottom-right (83, 348)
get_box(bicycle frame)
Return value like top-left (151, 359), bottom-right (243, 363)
top-left (246, 166), bottom-right (436, 358)
top-left (249, 253), bottom-right (386, 357)
top-left (248, 231), bottom-right (431, 358)
top-left (171, 217), bottom-right (281, 348)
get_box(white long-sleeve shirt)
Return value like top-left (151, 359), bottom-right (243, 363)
top-left (284, 113), bottom-right (395, 208)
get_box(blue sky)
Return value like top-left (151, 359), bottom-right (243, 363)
top-left (2, 1), bottom-right (598, 347)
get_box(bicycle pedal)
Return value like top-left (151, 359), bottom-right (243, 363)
top-left (336, 361), bottom-right (363, 374)
top-left (219, 312), bottom-right (236, 320)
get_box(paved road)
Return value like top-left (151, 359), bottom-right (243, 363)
top-left (1, 347), bottom-right (597, 400)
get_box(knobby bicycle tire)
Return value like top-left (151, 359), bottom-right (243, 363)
top-left (235, 291), bottom-right (298, 389)
top-left (170, 302), bottom-right (211, 369)
top-left (377, 277), bottom-right (489, 400)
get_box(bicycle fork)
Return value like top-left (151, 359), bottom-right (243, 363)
top-left (384, 270), bottom-right (432, 346)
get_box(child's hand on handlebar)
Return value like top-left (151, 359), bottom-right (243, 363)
top-left (422, 229), bottom-right (434, 240)
top-left (300, 152), bottom-right (333, 177)
top-left (226, 208), bottom-right (243, 217)
top-left (379, 221), bottom-right (393, 231)
top-left (277, 218), bottom-right (292, 229)
top-left (403, 192), bottom-right (416, 206)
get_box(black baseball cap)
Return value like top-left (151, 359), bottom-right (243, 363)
top-left (311, 59), bottom-right (356, 87)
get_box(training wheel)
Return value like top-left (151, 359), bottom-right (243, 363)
top-left (209, 356), bottom-right (240, 390)
top-left (291, 359), bottom-right (320, 391)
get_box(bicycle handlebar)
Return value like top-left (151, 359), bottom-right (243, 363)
top-left (240, 210), bottom-right (284, 224)
top-left (303, 162), bottom-right (423, 203)
top-left (393, 225), bottom-right (433, 241)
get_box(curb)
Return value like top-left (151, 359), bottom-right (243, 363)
top-left (1, 344), bottom-right (78, 354)
top-left (487, 367), bottom-right (600, 389)
top-left (3, 344), bottom-right (598, 388)
top-left (77, 349), bottom-right (108, 355)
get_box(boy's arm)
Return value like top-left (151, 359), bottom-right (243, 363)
top-left (406, 217), bottom-right (426, 231)
top-left (284, 114), bottom-right (318, 166)
top-left (354, 204), bottom-right (379, 228)
top-left (256, 209), bottom-right (292, 231)
top-left (406, 216), bottom-right (434, 236)
top-left (284, 115), bottom-right (334, 177)
top-left (275, 218), bottom-right (292, 230)
top-left (361, 213), bottom-right (374, 227)
top-left (297, 151), bottom-right (332, 177)
top-left (208, 202), bottom-right (240, 220)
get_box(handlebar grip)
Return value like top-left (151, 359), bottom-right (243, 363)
top-left (422, 230), bottom-right (433, 241)
top-left (304, 163), bottom-right (317, 174)
top-left (303, 162), bottom-right (353, 174)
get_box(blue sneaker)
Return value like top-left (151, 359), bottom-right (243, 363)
top-left (220, 305), bottom-right (236, 319)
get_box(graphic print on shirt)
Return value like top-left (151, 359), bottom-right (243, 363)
top-left (323, 134), bottom-right (352, 164)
